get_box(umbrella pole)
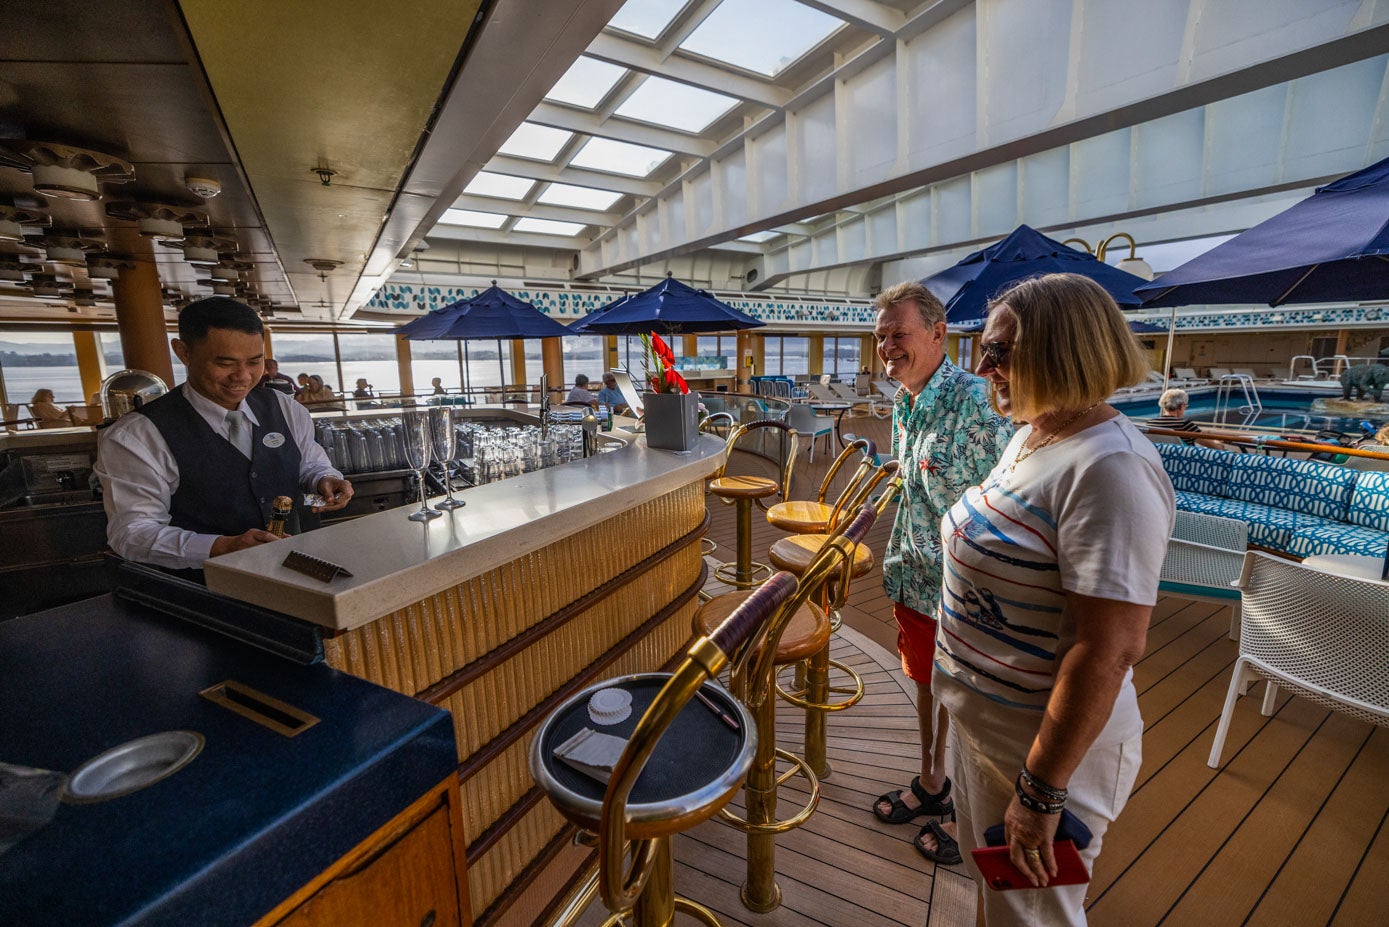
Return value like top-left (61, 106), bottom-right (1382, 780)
top-left (456, 342), bottom-right (465, 395)
top-left (463, 341), bottom-right (471, 401)
top-left (1162, 304), bottom-right (1178, 390)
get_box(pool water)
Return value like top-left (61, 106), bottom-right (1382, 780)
top-left (1115, 388), bottom-right (1389, 437)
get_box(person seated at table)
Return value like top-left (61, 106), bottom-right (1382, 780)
top-left (30, 388), bottom-right (73, 428)
top-left (596, 373), bottom-right (629, 414)
top-left (1146, 389), bottom-right (1229, 450)
top-left (295, 372), bottom-right (310, 396)
top-left (351, 377), bottom-right (375, 400)
top-left (257, 358), bottom-right (296, 395)
top-left (297, 375), bottom-right (343, 410)
top-left (565, 374), bottom-right (598, 407)
top-left (430, 377), bottom-right (446, 395)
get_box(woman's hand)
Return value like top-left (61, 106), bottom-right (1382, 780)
top-left (1004, 796), bottom-right (1062, 887)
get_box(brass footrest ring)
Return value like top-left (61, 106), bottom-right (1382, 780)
top-left (713, 560), bottom-right (772, 589)
top-left (674, 896), bottom-right (725, 926)
top-left (716, 747), bottom-right (820, 835)
top-left (701, 537), bottom-right (718, 556)
top-left (774, 659), bottom-right (866, 713)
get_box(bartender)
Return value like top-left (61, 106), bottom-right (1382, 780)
top-left (95, 297), bottom-right (353, 572)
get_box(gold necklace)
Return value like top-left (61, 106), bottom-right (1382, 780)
top-left (1009, 403), bottom-right (1100, 471)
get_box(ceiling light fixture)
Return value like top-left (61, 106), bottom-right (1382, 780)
top-left (181, 231), bottom-right (238, 266)
top-left (0, 140), bottom-right (134, 201)
top-left (87, 255), bottom-right (132, 280)
top-left (42, 232), bottom-right (103, 265)
top-left (0, 259), bottom-right (29, 282)
top-left (27, 272), bottom-right (70, 298)
top-left (105, 202), bottom-right (208, 242)
top-left (0, 203), bottom-right (51, 243)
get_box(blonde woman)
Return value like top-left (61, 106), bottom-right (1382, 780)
top-left (936, 274), bottom-right (1174, 926)
top-left (30, 388), bottom-right (73, 427)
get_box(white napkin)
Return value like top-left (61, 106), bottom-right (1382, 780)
top-left (553, 727), bottom-right (629, 784)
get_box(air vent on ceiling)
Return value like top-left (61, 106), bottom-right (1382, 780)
top-left (0, 141), bottom-right (134, 201)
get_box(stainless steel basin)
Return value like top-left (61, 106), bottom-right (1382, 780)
top-left (63, 730), bottom-right (204, 802)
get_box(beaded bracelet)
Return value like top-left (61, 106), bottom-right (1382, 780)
top-left (1015, 775), bottom-right (1065, 814)
top-left (1020, 766), bottom-right (1068, 802)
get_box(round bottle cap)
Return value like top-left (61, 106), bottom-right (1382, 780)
top-left (587, 687), bottom-right (633, 725)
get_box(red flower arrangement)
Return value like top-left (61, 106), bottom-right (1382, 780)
top-left (640, 332), bottom-right (689, 394)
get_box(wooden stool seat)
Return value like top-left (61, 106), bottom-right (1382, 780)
top-left (695, 592), bottom-right (830, 665)
top-left (765, 500), bottom-right (832, 533)
top-left (710, 474), bottom-right (778, 500)
top-left (768, 533), bottom-right (874, 577)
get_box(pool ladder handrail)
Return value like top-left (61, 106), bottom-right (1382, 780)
top-left (1214, 373), bottom-right (1262, 424)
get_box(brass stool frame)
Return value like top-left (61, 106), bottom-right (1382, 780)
top-left (716, 502), bottom-right (889, 912)
top-left (772, 467), bottom-right (903, 777)
top-left (765, 437), bottom-right (877, 535)
top-left (534, 576), bottom-right (799, 927)
top-left (709, 420), bottom-right (795, 589)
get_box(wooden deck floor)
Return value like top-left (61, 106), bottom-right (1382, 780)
top-left (583, 410), bottom-right (1389, 927)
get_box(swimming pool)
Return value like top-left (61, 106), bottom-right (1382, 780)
top-left (1113, 387), bottom-right (1389, 436)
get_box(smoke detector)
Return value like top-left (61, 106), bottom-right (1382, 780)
top-left (184, 176), bottom-right (222, 199)
top-left (105, 202), bottom-right (208, 241)
top-left (0, 203), bottom-right (50, 243)
top-left (0, 141), bottom-right (134, 201)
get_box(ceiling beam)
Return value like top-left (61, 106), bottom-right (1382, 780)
top-left (447, 194), bottom-right (623, 227)
top-left (527, 101), bottom-right (718, 157)
top-left (486, 154), bottom-right (662, 196)
top-left (797, 0), bottom-right (906, 37)
top-left (585, 32), bottom-right (792, 108)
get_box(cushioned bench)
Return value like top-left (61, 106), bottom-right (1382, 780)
top-left (1157, 444), bottom-right (1389, 558)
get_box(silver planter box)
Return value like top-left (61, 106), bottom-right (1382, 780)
top-left (643, 391), bottom-right (699, 451)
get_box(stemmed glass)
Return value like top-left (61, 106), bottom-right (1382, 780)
top-left (429, 406), bottom-right (465, 510)
top-left (402, 409), bottom-right (441, 522)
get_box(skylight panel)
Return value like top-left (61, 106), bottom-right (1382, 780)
top-left (463, 172), bottom-right (535, 200)
top-left (440, 209), bottom-right (508, 229)
top-left (497, 122), bottom-right (573, 162)
top-left (536, 183), bottom-right (624, 211)
top-left (608, 0), bottom-right (687, 40)
top-left (679, 0), bottom-right (843, 77)
top-left (738, 230), bottom-right (780, 243)
top-left (514, 218), bottom-right (588, 236)
top-left (546, 56), bottom-right (627, 109)
top-left (614, 76), bottom-right (739, 133)
top-left (569, 137), bottom-right (672, 177)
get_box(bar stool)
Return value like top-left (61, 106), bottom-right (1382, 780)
top-left (691, 504), bottom-right (883, 912)
top-left (697, 412), bottom-right (739, 573)
top-left (530, 575), bottom-right (797, 927)
top-left (768, 466), bottom-right (903, 777)
top-left (708, 420), bottom-right (795, 589)
top-left (765, 437), bottom-right (877, 536)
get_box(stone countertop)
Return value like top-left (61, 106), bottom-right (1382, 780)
top-left (204, 432), bottom-right (725, 631)
top-left (0, 593), bottom-right (455, 927)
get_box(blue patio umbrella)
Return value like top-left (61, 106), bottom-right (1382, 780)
top-left (568, 275), bottom-right (764, 335)
top-left (923, 225), bottom-right (1153, 327)
top-left (1134, 156), bottom-right (1389, 308)
top-left (394, 284), bottom-right (573, 341)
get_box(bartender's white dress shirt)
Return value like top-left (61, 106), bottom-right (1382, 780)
top-left (94, 384), bottom-right (341, 570)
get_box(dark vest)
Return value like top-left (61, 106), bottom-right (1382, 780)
top-left (138, 386), bottom-right (303, 537)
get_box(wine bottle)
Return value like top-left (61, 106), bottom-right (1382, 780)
top-left (267, 495), bottom-right (293, 538)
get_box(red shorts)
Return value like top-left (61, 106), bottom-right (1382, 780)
top-left (894, 601), bottom-right (938, 684)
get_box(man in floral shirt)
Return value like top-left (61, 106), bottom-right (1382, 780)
top-left (870, 281), bottom-right (1012, 865)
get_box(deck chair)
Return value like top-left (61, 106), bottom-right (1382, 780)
top-left (1346, 444), bottom-right (1389, 472)
top-left (1208, 551), bottom-right (1389, 768)
top-left (785, 402), bottom-right (835, 461)
top-left (1159, 511), bottom-right (1248, 639)
top-left (1232, 368), bottom-right (1259, 379)
top-left (1208, 367), bottom-right (1233, 379)
top-left (806, 383), bottom-right (840, 403)
top-left (1173, 367), bottom-right (1204, 384)
top-left (872, 378), bottom-right (899, 399)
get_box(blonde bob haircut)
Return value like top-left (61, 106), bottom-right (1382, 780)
top-left (986, 273), bottom-right (1149, 421)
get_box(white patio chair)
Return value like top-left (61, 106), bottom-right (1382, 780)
top-left (785, 402), bottom-right (835, 461)
top-left (1159, 511), bottom-right (1248, 639)
top-left (1207, 551), bottom-right (1389, 768)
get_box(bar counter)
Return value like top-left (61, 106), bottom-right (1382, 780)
top-left (206, 427), bottom-right (725, 926)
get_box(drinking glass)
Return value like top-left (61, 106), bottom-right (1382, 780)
top-left (402, 409), bottom-right (441, 522)
top-left (429, 407), bottom-right (465, 510)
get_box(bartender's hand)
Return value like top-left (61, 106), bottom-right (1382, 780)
top-left (315, 476), bottom-right (354, 512)
top-left (210, 528), bottom-right (283, 558)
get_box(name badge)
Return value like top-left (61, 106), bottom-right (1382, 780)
top-left (262, 432), bottom-right (286, 449)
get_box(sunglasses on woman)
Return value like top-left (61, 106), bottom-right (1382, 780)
top-left (981, 340), bottom-right (1013, 367)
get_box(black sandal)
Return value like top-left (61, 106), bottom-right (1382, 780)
top-left (915, 819), bottom-right (963, 865)
top-left (872, 776), bottom-right (955, 824)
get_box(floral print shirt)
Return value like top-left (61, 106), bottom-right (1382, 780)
top-left (882, 357), bottom-right (1013, 615)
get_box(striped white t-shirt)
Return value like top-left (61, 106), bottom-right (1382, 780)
top-left (933, 415), bottom-right (1174, 725)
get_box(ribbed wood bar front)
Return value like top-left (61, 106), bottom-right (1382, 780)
top-left (205, 433), bottom-right (725, 927)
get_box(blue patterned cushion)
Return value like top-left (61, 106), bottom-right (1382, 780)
top-left (1346, 471), bottom-right (1389, 531)
top-left (1175, 494), bottom-right (1329, 553)
top-left (1287, 522), bottom-right (1389, 558)
top-left (1157, 444), bottom-right (1235, 497)
top-left (1225, 455), bottom-right (1355, 520)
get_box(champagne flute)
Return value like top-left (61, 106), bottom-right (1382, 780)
top-left (402, 409), bottom-right (441, 522)
top-left (429, 406), bottom-right (465, 510)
